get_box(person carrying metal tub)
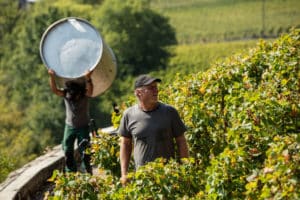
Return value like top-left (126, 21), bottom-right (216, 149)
top-left (48, 69), bottom-right (94, 174)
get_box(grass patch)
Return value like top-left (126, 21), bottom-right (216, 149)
top-left (151, 0), bottom-right (300, 44)
top-left (154, 39), bottom-right (261, 83)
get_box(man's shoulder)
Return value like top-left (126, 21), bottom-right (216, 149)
top-left (158, 103), bottom-right (181, 118)
top-left (159, 102), bottom-right (176, 111)
top-left (123, 104), bottom-right (139, 114)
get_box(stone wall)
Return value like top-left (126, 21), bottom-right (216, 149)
top-left (0, 145), bottom-right (64, 200)
top-left (0, 126), bottom-right (117, 200)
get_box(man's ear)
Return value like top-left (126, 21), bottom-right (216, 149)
top-left (134, 90), bottom-right (139, 97)
top-left (135, 90), bottom-right (142, 97)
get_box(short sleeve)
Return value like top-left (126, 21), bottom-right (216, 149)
top-left (169, 106), bottom-right (187, 137)
top-left (118, 110), bottom-right (132, 138)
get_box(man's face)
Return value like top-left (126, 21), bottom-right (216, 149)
top-left (136, 82), bottom-right (159, 104)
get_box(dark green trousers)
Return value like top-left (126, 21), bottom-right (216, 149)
top-left (62, 124), bottom-right (92, 173)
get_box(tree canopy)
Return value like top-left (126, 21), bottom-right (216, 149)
top-left (94, 0), bottom-right (176, 76)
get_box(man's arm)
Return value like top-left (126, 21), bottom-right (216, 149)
top-left (85, 70), bottom-right (93, 97)
top-left (120, 136), bottom-right (132, 185)
top-left (175, 134), bottom-right (189, 158)
top-left (48, 69), bottom-right (64, 97)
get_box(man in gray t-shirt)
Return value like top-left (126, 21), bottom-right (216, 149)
top-left (119, 74), bottom-right (189, 185)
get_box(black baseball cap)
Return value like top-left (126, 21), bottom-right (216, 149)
top-left (134, 74), bottom-right (161, 89)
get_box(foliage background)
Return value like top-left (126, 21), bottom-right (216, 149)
top-left (0, 0), bottom-right (299, 186)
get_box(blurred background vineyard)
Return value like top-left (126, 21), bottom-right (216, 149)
top-left (0, 0), bottom-right (299, 191)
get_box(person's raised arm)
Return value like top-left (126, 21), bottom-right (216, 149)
top-left (175, 134), bottom-right (189, 159)
top-left (48, 69), bottom-right (64, 97)
top-left (85, 70), bottom-right (93, 97)
top-left (120, 136), bottom-right (132, 185)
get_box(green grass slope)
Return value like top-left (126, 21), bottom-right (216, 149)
top-left (151, 0), bottom-right (300, 44)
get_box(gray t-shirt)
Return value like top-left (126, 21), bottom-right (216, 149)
top-left (64, 96), bottom-right (90, 128)
top-left (119, 102), bottom-right (187, 168)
